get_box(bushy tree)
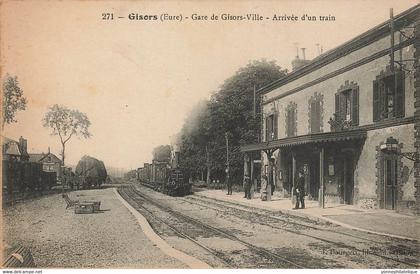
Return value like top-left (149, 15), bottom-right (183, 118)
top-left (2, 75), bottom-right (27, 128)
top-left (43, 104), bottom-right (91, 165)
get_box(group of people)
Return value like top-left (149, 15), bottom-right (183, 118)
top-left (229, 169), bottom-right (306, 210)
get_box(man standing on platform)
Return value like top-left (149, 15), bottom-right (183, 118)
top-left (243, 175), bottom-right (251, 199)
top-left (293, 170), bottom-right (305, 209)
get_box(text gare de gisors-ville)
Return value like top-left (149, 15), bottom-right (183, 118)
top-left (121, 13), bottom-right (336, 22)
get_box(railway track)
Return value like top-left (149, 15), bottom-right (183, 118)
top-left (118, 185), bottom-right (307, 268)
top-left (180, 194), bottom-right (419, 268)
top-left (118, 186), bottom-right (234, 268)
top-left (184, 194), bottom-right (414, 243)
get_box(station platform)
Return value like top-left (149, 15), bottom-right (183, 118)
top-left (2, 187), bottom-right (187, 268)
top-left (194, 188), bottom-right (420, 241)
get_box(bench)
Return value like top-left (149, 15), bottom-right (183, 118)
top-left (62, 193), bottom-right (79, 209)
top-left (3, 246), bottom-right (36, 268)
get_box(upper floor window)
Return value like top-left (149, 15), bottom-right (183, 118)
top-left (285, 102), bottom-right (297, 137)
top-left (265, 113), bottom-right (277, 141)
top-left (336, 81), bottom-right (359, 125)
top-left (373, 67), bottom-right (405, 122)
top-left (308, 93), bottom-right (323, 134)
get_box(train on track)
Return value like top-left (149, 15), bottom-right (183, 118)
top-left (137, 148), bottom-right (191, 196)
top-left (2, 160), bottom-right (56, 194)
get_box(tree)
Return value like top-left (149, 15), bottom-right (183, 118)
top-left (152, 145), bottom-right (171, 162)
top-left (43, 104), bottom-right (91, 165)
top-left (2, 74), bottom-right (27, 128)
top-left (178, 59), bottom-right (287, 184)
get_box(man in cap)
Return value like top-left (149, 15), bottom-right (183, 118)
top-left (293, 169), bottom-right (305, 209)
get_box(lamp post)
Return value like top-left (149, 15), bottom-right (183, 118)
top-left (381, 137), bottom-right (419, 162)
top-left (380, 137), bottom-right (399, 153)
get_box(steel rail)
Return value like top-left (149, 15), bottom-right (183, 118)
top-left (118, 187), bottom-right (235, 268)
top-left (181, 193), bottom-right (419, 268)
top-left (186, 194), bottom-right (418, 245)
top-left (127, 185), bottom-right (307, 268)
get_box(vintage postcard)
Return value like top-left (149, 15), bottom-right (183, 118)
top-left (1, 0), bottom-right (419, 272)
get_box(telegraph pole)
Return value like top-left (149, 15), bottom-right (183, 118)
top-left (225, 132), bottom-right (230, 194)
top-left (253, 85), bottom-right (256, 118)
top-left (206, 144), bottom-right (210, 185)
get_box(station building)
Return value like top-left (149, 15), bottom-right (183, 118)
top-left (241, 5), bottom-right (420, 215)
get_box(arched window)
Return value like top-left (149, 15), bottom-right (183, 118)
top-left (308, 92), bottom-right (324, 134)
top-left (373, 67), bottom-right (405, 121)
top-left (335, 81), bottom-right (359, 126)
top-left (285, 102), bottom-right (297, 137)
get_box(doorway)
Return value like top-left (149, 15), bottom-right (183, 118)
top-left (383, 156), bottom-right (398, 210)
top-left (341, 152), bottom-right (354, 205)
top-left (308, 155), bottom-right (320, 200)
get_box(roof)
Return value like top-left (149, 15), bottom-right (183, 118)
top-left (257, 4), bottom-right (420, 95)
top-left (241, 129), bottom-right (367, 152)
top-left (29, 152), bottom-right (62, 164)
top-left (2, 136), bottom-right (21, 156)
top-left (4, 142), bottom-right (21, 156)
top-left (28, 153), bottom-right (46, 162)
top-left (2, 136), bottom-right (17, 145)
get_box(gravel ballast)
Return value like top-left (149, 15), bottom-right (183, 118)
top-left (2, 187), bottom-right (186, 268)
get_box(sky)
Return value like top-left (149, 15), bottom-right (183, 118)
top-left (1, 0), bottom-right (418, 170)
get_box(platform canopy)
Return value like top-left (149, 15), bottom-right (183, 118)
top-left (240, 129), bottom-right (367, 152)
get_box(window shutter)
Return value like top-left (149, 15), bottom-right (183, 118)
top-left (373, 80), bottom-right (380, 122)
top-left (316, 101), bottom-right (321, 132)
top-left (379, 80), bottom-right (387, 119)
top-left (286, 109), bottom-right (294, 137)
top-left (309, 101), bottom-right (315, 133)
top-left (265, 116), bottom-right (269, 141)
top-left (335, 93), bottom-right (340, 116)
top-left (266, 115), bottom-right (274, 141)
top-left (394, 70), bottom-right (405, 118)
top-left (273, 113), bottom-right (278, 139)
top-left (311, 100), bottom-right (320, 133)
top-left (339, 93), bottom-right (346, 121)
top-left (351, 87), bottom-right (359, 125)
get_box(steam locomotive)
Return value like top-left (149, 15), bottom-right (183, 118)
top-left (137, 150), bottom-right (191, 196)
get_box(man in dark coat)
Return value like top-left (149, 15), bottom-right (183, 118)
top-left (294, 170), bottom-right (305, 209)
top-left (243, 175), bottom-right (251, 199)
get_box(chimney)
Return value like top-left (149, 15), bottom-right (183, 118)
top-left (48, 147), bottom-right (50, 154)
top-left (18, 136), bottom-right (27, 155)
top-left (291, 47), bottom-right (311, 71)
top-left (173, 151), bottom-right (180, 168)
top-left (293, 42), bottom-right (299, 59)
top-left (301, 48), bottom-right (306, 60)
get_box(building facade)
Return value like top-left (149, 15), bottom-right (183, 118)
top-left (2, 136), bottom-right (29, 162)
top-left (241, 6), bottom-right (420, 215)
top-left (29, 148), bottom-right (62, 179)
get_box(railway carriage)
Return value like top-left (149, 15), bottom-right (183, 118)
top-left (2, 159), bottom-right (56, 194)
top-left (137, 162), bottom-right (191, 196)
